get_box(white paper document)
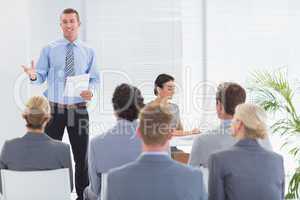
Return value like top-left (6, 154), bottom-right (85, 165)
top-left (64, 74), bottom-right (90, 97)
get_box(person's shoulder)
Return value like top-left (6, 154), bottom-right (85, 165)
top-left (170, 161), bottom-right (204, 181)
top-left (260, 147), bottom-right (283, 161)
top-left (46, 136), bottom-right (70, 149)
top-left (90, 128), bottom-right (113, 145)
top-left (2, 137), bottom-right (23, 148)
top-left (209, 144), bottom-right (239, 161)
top-left (107, 160), bottom-right (138, 179)
top-left (193, 128), bottom-right (225, 144)
top-left (77, 40), bottom-right (95, 51)
top-left (37, 39), bottom-right (64, 54)
top-left (172, 160), bottom-right (199, 172)
top-left (44, 39), bottom-right (65, 49)
top-left (1, 136), bottom-right (32, 154)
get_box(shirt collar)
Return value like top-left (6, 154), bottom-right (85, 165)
top-left (221, 119), bottom-right (232, 127)
top-left (141, 151), bottom-right (169, 156)
top-left (117, 118), bottom-right (138, 126)
top-left (23, 132), bottom-right (51, 140)
top-left (219, 119), bottom-right (232, 135)
top-left (235, 138), bottom-right (260, 147)
top-left (62, 37), bottom-right (80, 46)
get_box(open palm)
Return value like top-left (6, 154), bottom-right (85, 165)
top-left (21, 60), bottom-right (36, 79)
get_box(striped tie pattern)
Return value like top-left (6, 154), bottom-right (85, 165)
top-left (65, 43), bottom-right (75, 78)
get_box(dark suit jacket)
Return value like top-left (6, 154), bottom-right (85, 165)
top-left (0, 132), bottom-right (73, 193)
top-left (208, 138), bottom-right (285, 200)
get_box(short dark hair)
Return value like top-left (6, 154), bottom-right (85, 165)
top-left (139, 104), bottom-right (173, 145)
top-left (112, 83), bottom-right (144, 121)
top-left (154, 74), bottom-right (175, 95)
top-left (216, 82), bottom-right (246, 115)
top-left (61, 8), bottom-right (80, 22)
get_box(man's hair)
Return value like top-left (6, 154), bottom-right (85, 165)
top-left (112, 83), bottom-right (144, 121)
top-left (216, 82), bottom-right (246, 116)
top-left (139, 104), bottom-right (173, 146)
top-left (154, 73), bottom-right (175, 95)
top-left (61, 8), bottom-right (80, 22)
top-left (23, 96), bottom-right (51, 129)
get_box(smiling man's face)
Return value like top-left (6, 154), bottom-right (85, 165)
top-left (60, 13), bottom-right (80, 42)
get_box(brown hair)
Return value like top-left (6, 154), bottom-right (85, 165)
top-left (216, 82), bottom-right (246, 115)
top-left (23, 96), bottom-right (51, 129)
top-left (112, 83), bottom-right (144, 121)
top-left (139, 103), bottom-right (173, 145)
top-left (61, 8), bottom-right (80, 22)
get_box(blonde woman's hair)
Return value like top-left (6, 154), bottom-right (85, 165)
top-left (22, 96), bottom-right (51, 129)
top-left (234, 103), bottom-right (268, 139)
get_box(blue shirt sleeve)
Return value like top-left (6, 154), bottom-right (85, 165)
top-left (87, 48), bottom-right (100, 89)
top-left (31, 46), bottom-right (50, 84)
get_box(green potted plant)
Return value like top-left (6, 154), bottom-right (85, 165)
top-left (248, 68), bottom-right (300, 199)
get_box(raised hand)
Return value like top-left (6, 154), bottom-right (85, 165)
top-left (21, 60), bottom-right (36, 80)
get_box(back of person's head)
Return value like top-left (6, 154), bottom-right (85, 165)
top-left (234, 103), bottom-right (267, 139)
top-left (22, 96), bottom-right (51, 130)
top-left (216, 82), bottom-right (246, 116)
top-left (112, 83), bottom-right (144, 121)
top-left (139, 104), bottom-right (173, 146)
top-left (154, 73), bottom-right (175, 96)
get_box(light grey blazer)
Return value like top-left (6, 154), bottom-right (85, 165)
top-left (85, 119), bottom-right (141, 199)
top-left (189, 120), bottom-right (272, 168)
top-left (208, 138), bottom-right (285, 200)
top-left (103, 154), bottom-right (207, 200)
top-left (0, 132), bottom-right (73, 193)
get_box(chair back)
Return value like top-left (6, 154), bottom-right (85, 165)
top-left (1, 168), bottom-right (71, 200)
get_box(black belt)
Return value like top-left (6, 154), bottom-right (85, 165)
top-left (49, 102), bottom-right (87, 109)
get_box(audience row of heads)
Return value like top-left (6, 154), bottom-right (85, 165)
top-left (23, 74), bottom-right (268, 146)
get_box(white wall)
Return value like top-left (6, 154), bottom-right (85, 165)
top-left (1, 0), bottom-right (300, 149)
top-left (205, 0), bottom-right (300, 175)
top-left (85, 0), bottom-right (183, 135)
top-left (202, 0), bottom-right (300, 121)
top-left (0, 0), bottom-right (30, 146)
top-left (181, 0), bottom-right (206, 130)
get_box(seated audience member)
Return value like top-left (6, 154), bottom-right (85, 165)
top-left (103, 103), bottom-right (207, 200)
top-left (151, 73), bottom-right (199, 136)
top-left (0, 96), bottom-right (73, 193)
top-left (208, 103), bottom-right (285, 200)
top-left (84, 83), bottom-right (144, 200)
top-left (189, 82), bottom-right (272, 168)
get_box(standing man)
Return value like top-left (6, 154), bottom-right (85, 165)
top-left (21, 8), bottom-right (100, 200)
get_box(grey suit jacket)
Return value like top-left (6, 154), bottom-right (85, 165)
top-left (189, 120), bottom-right (272, 168)
top-left (86, 119), bottom-right (141, 198)
top-left (0, 132), bottom-right (73, 193)
top-left (208, 138), bottom-right (285, 200)
top-left (104, 154), bottom-right (207, 200)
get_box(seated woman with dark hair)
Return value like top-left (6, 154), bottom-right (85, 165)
top-left (84, 83), bottom-right (144, 200)
top-left (0, 96), bottom-right (73, 193)
top-left (151, 73), bottom-right (199, 136)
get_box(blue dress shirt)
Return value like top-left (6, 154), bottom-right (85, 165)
top-left (32, 38), bottom-right (100, 104)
